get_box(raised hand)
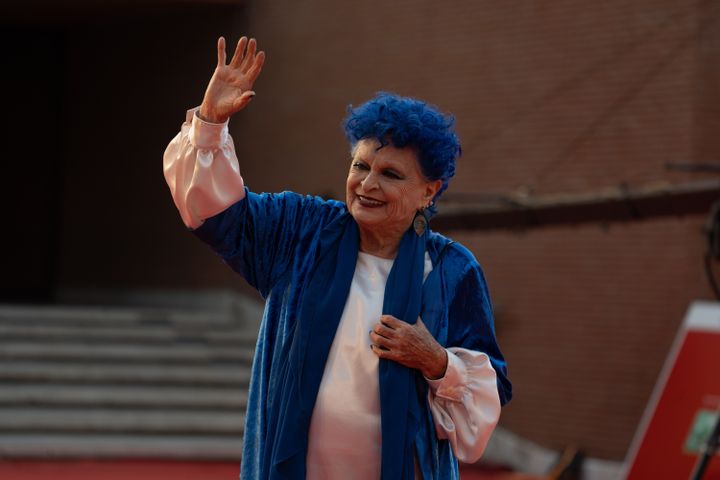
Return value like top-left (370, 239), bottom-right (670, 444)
top-left (199, 36), bottom-right (266, 123)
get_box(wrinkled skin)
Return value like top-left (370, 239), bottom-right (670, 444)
top-left (199, 36), bottom-right (265, 123)
top-left (346, 138), bottom-right (439, 259)
top-left (370, 315), bottom-right (448, 379)
top-left (344, 140), bottom-right (447, 378)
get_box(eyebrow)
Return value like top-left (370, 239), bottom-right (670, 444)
top-left (351, 150), bottom-right (408, 175)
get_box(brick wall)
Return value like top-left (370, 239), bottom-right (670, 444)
top-left (234, 0), bottom-right (713, 198)
top-left (453, 215), bottom-right (713, 459)
top-left (43, 0), bottom-right (720, 461)
top-left (231, 0), bottom-right (720, 460)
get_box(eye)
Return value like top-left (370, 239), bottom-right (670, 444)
top-left (352, 162), bottom-right (369, 170)
top-left (382, 169), bottom-right (402, 179)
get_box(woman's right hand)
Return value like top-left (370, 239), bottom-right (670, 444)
top-left (199, 36), bottom-right (266, 124)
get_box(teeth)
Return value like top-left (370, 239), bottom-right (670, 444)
top-left (359, 195), bottom-right (383, 206)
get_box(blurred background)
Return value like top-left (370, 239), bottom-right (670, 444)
top-left (1, 0), bottom-right (720, 478)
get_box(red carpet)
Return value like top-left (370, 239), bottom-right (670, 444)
top-left (0, 460), bottom-right (509, 479)
top-left (0, 460), bottom-right (240, 480)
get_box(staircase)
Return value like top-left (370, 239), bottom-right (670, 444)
top-left (0, 295), bottom-right (262, 460)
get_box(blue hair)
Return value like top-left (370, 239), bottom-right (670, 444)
top-left (342, 92), bottom-right (461, 214)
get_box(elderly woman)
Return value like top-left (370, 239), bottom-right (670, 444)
top-left (164, 37), bottom-right (511, 479)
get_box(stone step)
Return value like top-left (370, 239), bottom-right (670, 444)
top-left (0, 362), bottom-right (251, 387)
top-left (0, 304), bottom-right (239, 326)
top-left (0, 324), bottom-right (257, 346)
top-left (0, 433), bottom-right (242, 460)
top-left (0, 407), bottom-right (244, 434)
top-left (0, 342), bottom-right (255, 364)
top-left (0, 385), bottom-right (246, 410)
top-left (0, 300), bottom-right (260, 460)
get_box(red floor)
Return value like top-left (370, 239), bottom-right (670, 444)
top-left (0, 460), bottom-right (239, 480)
top-left (0, 460), bottom-right (514, 479)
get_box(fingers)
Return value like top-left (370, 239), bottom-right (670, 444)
top-left (370, 330), bottom-right (395, 350)
top-left (370, 343), bottom-right (391, 358)
top-left (229, 37), bottom-right (248, 68)
top-left (219, 36), bottom-right (262, 72)
top-left (369, 331), bottom-right (392, 349)
top-left (372, 322), bottom-right (395, 339)
top-left (240, 38), bottom-right (258, 73)
top-left (370, 316), bottom-right (420, 363)
top-left (231, 90), bottom-right (256, 113)
top-left (380, 315), bottom-right (405, 329)
top-left (370, 317), bottom-right (392, 359)
top-left (246, 50), bottom-right (266, 84)
top-left (217, 36), bottom-right (226, 66)
top-left (415, 316), bottom-right (430, 333)
top-left (369, 317), bottom-right (405, 358)
top-left (369, 319), bottom-right (396, 357)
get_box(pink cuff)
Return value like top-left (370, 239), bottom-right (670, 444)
top-left (188, 108), bottom-right (229, 149)
top-left (426, 349), bottom-right (467, 402)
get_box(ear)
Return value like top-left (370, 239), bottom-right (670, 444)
top-left (423, 180), bottom-right (442, 205)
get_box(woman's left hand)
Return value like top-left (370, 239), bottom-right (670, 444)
top-left (370, 315), bottom-right (448, 380)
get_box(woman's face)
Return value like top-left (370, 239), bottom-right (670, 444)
top-left (346, 138), bottom-right (441, 236)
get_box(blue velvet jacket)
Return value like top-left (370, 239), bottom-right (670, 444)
top-left (193, 189), bottom-right (512, 479)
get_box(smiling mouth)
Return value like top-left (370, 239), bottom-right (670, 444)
top-left (356, 195), bottom-right (385, 207)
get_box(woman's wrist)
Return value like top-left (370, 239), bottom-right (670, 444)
top-left (198, 104), bottom-right (227, 124)
top-left (422, 347), bottom-right (448, 380)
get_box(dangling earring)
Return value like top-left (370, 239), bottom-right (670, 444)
top-left (413, 205), bottom-right (429, 236)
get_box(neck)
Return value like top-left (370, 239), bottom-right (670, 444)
top-left (358, 225), bottom-right (407, 259)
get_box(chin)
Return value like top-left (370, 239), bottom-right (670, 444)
top-left (351, 210), bottom-right (379, 224)
top-left (350, 207), bottom-right (384, 227)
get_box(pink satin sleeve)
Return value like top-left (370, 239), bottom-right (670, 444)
top-left (426, 348), bottom-right (501, 464)
top-left (163, 108), bottom-right (246, 229)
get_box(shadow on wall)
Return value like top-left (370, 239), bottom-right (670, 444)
top-left (1, 3), bottom-right (254, 303)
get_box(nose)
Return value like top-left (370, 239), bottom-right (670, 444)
top-left (360, 171), bottom-right (379, 191)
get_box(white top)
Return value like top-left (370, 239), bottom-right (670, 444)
top-left (163, 108), bottom-right (503, 472)
top-left (306, 252), bottom-right (397, 479)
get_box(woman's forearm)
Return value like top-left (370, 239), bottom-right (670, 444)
top-left (164, 36), bottom-right (264, 229)
top-left (163, 107), bottom-right (246, 229)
